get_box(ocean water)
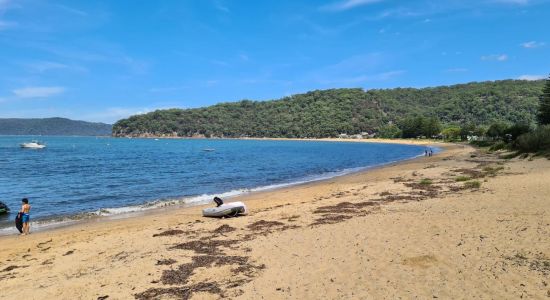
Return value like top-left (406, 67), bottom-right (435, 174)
top-left (0, 136), bottom-right (431, 230)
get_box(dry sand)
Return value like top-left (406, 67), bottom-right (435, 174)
top-left (1, 142), bottom-right (549, 299)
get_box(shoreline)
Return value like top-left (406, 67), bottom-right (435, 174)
top-left (1, 141), bottom-right (548, 299)
top-left (114, 134), bottom-right (446, 145)
top-left (0, 138), bottom-right (442, 236)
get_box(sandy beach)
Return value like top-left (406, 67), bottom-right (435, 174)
top-left (1, 141), bottom-right (549, 299)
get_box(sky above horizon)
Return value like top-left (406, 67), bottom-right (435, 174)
top-left (0, 0), bottom-right (549, 124)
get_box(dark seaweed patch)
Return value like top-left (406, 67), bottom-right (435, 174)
top-left (212, 224), bottom-right (236, 234)
top-left (135, 282), bottom-right (222, 300)
top-left (311, 214), bottom-right (353, 226)
top-left (156, 259), bottom-right (177, 266)
top-left (404, 181), bottom-right (441, 191)
top-left (171, 239), bottom-right (239, 254)
top-left (247, 220), bottom-right (285, 231)
top-left (153, 229), bottom-right (184, 237)
top-left (1, 265), bottom-right (28, 272)
top-left (160, 255), bottom-right (249, 285)
top-left (452, 168), bottom-right (485, 179)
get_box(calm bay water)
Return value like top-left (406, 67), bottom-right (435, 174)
top-left (0, 136), bottom-right (429, 229)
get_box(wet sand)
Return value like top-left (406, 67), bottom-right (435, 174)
top-left (0, 141), bottom-right (549, 299)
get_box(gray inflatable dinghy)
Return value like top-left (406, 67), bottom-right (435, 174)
top-left (202, 201), bottom-right (247, 217)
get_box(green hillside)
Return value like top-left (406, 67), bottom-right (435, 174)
top-left (0, 117), bottom-right (112, 136)
top-left (113, 80), bottom-right (544, 138)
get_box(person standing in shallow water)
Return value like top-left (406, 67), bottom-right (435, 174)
top-left (20, 198), bottom-right (31, 235)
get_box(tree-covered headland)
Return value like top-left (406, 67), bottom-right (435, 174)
top-left (113, 80), bottom-right (544, 140)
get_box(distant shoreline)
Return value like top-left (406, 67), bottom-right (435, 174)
top-left (113, 134), bottom-right (446, 146)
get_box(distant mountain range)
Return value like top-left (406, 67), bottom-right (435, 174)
top-left (0, 118), bottom-right (112, 136)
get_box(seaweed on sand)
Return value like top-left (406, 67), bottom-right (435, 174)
top-left (134, 282), bottom-right (222, 300)
top-left (311, 214), bottom-right (353, 225)
top-left (152, 229), bottom-right (184, 237)
top-left (160, 255), bottom-right (249, 285)
top-left (212, 224), bottom-right (236, 234)
top-left (247, 220), bottom-right (285, 231)
top-left (156, 259), bottom-right (177, 266)
top-left (170, 239), bottom-right (240, 254)
top-left (1, 265), bottom-right (28, 272)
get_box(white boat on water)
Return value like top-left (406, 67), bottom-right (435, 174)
top-left (20, 141), bottom-right (46, 149)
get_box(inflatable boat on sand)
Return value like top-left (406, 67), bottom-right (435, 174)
top-left (203, 201), bottom-right (247, 217)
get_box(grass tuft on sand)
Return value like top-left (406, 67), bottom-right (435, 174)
top-left (419, 178), bottom-right (433, 185)
top-left (455, 176), bottom-right (471, 182)
top-left (464, 180), bottom-right (481, 189)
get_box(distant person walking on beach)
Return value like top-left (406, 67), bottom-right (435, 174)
top-left (20, 198), bottom-right (31, 235)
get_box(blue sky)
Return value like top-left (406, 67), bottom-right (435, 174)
top-left (0, 0), bottom-right (549, 123)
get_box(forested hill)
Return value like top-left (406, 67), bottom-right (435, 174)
top-left (113, 80), bottom-right (545, 138)
top-left (0, 118), bottom-right (112, 136)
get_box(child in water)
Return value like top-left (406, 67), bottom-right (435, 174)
top-left (20, 198), bottom-right (31, 235)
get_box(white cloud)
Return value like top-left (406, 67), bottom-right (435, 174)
top-left (320, 0), bottom-right (383, 12)
top-left (23, 61), bottom-right (87, 73)
top-left (318, 70), bottom-right (405, 85)
top-left (55, 4), bottom-right (88, 16)
top-left (0, 0), bottom-right (17, 30)
top-left (521, 41), bottom-right (545, 48)
top-left (481, 54), bottom-right (508, 61)
top-left (0, 20), bottom-right (16, 30)
top-left (210, 59), bottom-right (229, 67)
top-left (518, 74), bottom-right (546, 81)
top-left (213, 0), bottom-right (229, 13)
top-left (12, 86), bottom-right (65, 98)
top-left (0, 0), bottom-right (11, 11)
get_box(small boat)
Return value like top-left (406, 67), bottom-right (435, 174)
top-left (202, 148), bottom-right (215, 152)
top-left (203, 201), bottom-right (247, 217)
top-left (20, 141), bottom-right (46, 149)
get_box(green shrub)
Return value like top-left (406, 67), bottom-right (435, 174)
top-left (419, 178), bottom-right (433, 185)
top-left (514, 125), bottom-right (550, 153)
top-left (483, 165), bottom-right (504, 177)
top-left (505, 123), bottom-right (531, 141)
top-left (377, 124), bottom-right (402, 138)
top-left (464, 180), bottom-right (481, 189)
top-left (455, 176), bottom-right (471, 182)
top-left (483, 165), bottom-right (504, 172)
top-left (489, 141), bottom-right (508, 151)
top-left (442, 126), bottom-right (461, 141)
top-left (470, 140), bottom-right (496, 148)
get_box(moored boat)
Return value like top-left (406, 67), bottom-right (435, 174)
top-left (20, 141), bottom-right (46, 149)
